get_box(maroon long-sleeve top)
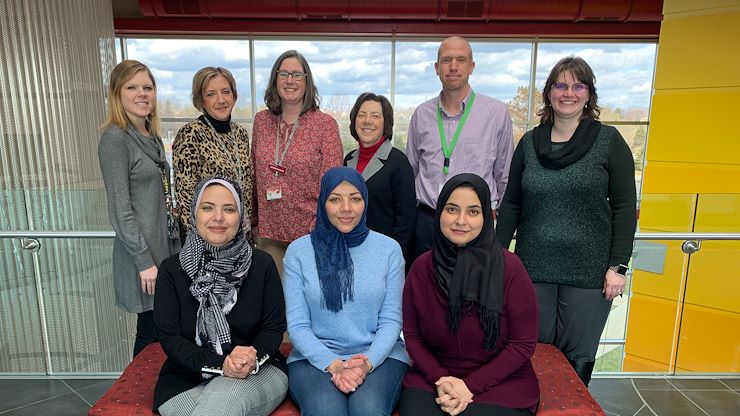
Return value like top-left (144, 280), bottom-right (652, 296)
top-left (402, 250), bottom-right (540, 411)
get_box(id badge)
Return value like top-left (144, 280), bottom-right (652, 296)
top-left (267, 187), bottom-right (283, 201)
top-left (269, 164), bottom-right (287, 175)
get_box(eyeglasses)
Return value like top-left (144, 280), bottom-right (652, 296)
top-left (277, 70), bottom-right (307, 81)
top-left (552, 82), bottom-right (589, 93)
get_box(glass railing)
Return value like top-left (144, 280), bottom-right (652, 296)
top-left (1, 230), bottom-right (738, 376)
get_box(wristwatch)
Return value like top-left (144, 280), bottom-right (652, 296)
top-left (609, 264), bottom-right (628, 276)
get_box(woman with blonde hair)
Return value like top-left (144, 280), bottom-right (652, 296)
top-left (98, 59), bottom-right (180, 356)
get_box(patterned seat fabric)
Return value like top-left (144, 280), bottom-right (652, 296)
top-left (89, 342), bottom-right (604, 415)
top-left (532, 343), bottom-right (605, 415)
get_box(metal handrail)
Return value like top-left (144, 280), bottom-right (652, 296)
top-left (1, 231), bottom-right (739, 240)
top-left (0, 231), bottom-right (115, 238)
top-left (633, 232), bottom-right (740, 240)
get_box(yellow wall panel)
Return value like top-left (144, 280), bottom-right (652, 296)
top-left (631, 238), bottom-right (686, 301)
top-left (655, 11), bottom-right (740, 89)
top-left (694, 194), bottom-right (740, 231)
top-left (623, 354), bottom-right (670, 372)
top-left (638, 194), bottom-right (695, 231)
top-left (685, 194), bottom-right (740, 313)
top-left (685, 241), bottom-right (740, 313)
top-left (642, 162), bottom-right (740, 194)
top-left (629, 0), bottom-right (740, 373)
top-left (624, 294), bottom-right (678, 367)
top-left (646, 89), bottom-right (740, 165)
top-left (664, 0), bottom-right (740, 14)
top-left (675, 303), bottom-right (740, 371)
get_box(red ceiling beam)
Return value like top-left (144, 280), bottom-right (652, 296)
top-left (114, 18), bottom-right (660, 39)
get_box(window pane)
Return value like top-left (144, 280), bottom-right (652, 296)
top-left (125, 39), bottom-right (252, 120)
top-left (536, 43), bottom-right (657, 122)
top-left (612, 124), bottom-right (648, 197)
top-left (470, 41), bottom-right (533, 125)
top-left (114, 37), bottom-right (122, 64)
top-left (253, 40), bottom-right (391, 152)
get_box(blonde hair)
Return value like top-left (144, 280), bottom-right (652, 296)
top-left (102, 60), bottom-right (161, 136)
top-left (191, 67), bottom-right (238, 112)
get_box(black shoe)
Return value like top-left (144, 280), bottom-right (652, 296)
top-left (568, 359), bottom-right (596, 387)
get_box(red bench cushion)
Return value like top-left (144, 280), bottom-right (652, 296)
top-left (88, 343), bottom-right (166, 416)
top-left (532, 343), bottom-right (605, 415)
top-left (90, 342), bottom-right (604, 415)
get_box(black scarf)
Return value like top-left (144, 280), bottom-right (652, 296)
top-left (199, 111), bottom-right (232, 133)
top-left (433, 173), bottom-right (504, 350)
top-left (533, 118), bottom-right (601, 169)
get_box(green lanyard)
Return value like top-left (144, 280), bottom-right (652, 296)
top-left (437, 91), bottom-right (476, 175)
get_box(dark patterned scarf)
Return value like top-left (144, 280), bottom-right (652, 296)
top-left (179, 176), bottom-right (252, 356)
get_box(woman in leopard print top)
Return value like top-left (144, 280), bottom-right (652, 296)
top-left (173, 67), bottom-right (255, 242)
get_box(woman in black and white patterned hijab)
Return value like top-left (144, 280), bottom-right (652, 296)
top-left (153, 175), bottom-right (288, 416)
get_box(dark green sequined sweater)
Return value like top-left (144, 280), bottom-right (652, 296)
top-left (496, 124), bottom-right (637, 289)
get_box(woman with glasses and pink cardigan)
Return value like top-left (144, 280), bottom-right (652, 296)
top-left (251, 50), bottom-right (343, 278)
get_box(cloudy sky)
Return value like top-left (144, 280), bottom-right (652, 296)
top-left (121, 38), bottom-right (656, 117)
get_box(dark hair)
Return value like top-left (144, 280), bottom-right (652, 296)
top-left (264, 50), bottom-right (320, 115)
top-left (349, 92), bottom-right (394, 142)
top-left (538, 56), bottom-right (601, 124)
top-left (191, 67), bottom-right (238, 111)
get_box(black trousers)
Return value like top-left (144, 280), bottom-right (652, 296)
top-left (535, 282), bottom-right (612, 363)
top-left (398, 388), bottom-right (533, 416)
top-left (412, 204), bottom-right (436, 260)
top-left (133, 310), bottom-right (156, 357)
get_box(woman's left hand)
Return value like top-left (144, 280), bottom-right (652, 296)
top-left (436, 377), bottom-right (473, 415)
top-left (328, 355), bottom-right (372, 393)
top-left (603, 268), bottom-right (626, 301)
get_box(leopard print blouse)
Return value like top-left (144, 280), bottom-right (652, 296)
top-left (173, 119), bottom-right (254, 238)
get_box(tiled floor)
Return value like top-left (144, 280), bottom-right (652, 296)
top-left (0, 377), bottom-right (738, 415)
top-left (590, 378), bottom-right (740, 416)
top-left (0, 378), bottom-right (114, 415)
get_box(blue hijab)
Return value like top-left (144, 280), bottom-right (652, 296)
top-left (310, 167), bottom-right (370, 312)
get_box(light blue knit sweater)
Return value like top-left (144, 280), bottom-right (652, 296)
top-left (283, 231), bottom-right (409, 372)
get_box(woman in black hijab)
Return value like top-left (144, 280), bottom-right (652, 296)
top-left (400, 173), bottom-right (539, 416)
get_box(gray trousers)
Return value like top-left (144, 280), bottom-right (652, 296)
top-left (159, 364), bottom-right (288, 416)
top-left (535, 283), bottom-right (613, 363)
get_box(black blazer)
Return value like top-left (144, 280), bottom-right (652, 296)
top-left (152, 249), bottom-right (287, 410)
top-left (344, 140), bottom-right (416, 266)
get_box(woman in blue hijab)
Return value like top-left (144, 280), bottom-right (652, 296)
top-left (283, 167), bottom-right (409, 416)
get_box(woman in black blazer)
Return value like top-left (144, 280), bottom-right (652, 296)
top-left (344, 92), bottom-right (416, 267)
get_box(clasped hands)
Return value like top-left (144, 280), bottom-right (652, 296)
top-left (434, 376), bottom-right (474, 415)
top-left (326, 354), bottom-right (373, 393)
top-left (223, 345), bottom-right (257, 379)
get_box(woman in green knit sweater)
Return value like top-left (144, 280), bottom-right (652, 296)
top-left (496, 56), bottom-right (637, 387)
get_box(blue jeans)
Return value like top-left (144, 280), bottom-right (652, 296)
top-left (288, 358), bottom-right (408, 416)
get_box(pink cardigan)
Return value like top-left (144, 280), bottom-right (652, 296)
top-left (251, 109), bottom-right (343, 242)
